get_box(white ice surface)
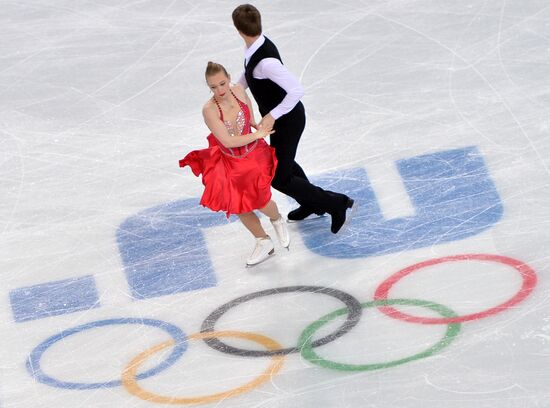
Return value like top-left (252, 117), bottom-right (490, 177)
top-left (2, 1), bottom-right (550, 407)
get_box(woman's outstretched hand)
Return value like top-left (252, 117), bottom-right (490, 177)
top-left (259, 114), bottom-right (275, 131)
top-left (255, 124), bottom-right (275, 140)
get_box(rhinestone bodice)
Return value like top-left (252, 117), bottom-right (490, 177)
top-left (224, 109), bottom-right (246, 137)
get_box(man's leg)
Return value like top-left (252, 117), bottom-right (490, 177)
top-left (286, 161), bottom-right (327, 219)
top-left (270, 110), bottom-right (353, 232)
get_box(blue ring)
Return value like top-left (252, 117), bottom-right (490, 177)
top-left (27, 318), bottom-right (187, 389)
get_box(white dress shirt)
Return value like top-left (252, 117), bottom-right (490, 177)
top-left (237, 35), bottom-right (305, 120)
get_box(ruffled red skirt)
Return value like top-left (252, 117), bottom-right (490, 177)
top-left (179, 135), bottom-right (277, 217)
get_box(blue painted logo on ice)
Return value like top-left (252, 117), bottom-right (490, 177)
top-left (9, 146), bottom-right (503, 320)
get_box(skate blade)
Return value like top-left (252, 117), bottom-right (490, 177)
top-left (336, 200), bottom-right (358, 235)
top-left (286, 214), bottom-right (326, 223)
top-left (245, 249), bottom-right (275, 268)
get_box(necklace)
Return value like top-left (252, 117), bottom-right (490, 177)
top-left (213, 97), bottom-right (235, 111)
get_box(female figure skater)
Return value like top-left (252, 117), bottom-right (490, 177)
top-left (179, 61), bottom-right (290, 266)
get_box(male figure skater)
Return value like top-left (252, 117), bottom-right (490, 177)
top-left (232, 4), bottom-right (355, 234)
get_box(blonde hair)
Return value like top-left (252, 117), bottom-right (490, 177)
top-left (205, 61), bottom-right (229, 79)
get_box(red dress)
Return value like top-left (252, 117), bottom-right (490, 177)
top-left (179, 92), bottom-right (277, 217)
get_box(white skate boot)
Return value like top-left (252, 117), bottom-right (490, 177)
top-left (246, 236), bottom-right (275, 267)
top-left (271, 216), bottom-right (290, 249)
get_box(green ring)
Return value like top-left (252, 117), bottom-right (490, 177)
top-left (298, 299), bottom-right (461, 371)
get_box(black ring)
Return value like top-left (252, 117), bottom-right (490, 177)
top-left (200, 286), bottom-right (363, 357)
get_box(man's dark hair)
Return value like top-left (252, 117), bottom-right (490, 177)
top-left (232, 4), bottom-right (262, 37)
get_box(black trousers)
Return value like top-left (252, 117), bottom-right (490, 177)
top-left (269, 102), bottom-right (348, 213)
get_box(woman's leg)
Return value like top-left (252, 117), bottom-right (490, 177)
top-left (237, 211), bottom-right (268, 238)
top-left (258, 200), bottom-right (290, 248)
top-left (257, 200), bottom-right (281, 221)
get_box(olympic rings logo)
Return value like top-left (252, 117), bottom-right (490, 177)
top-left (27, 254), bottom-right (537, 405)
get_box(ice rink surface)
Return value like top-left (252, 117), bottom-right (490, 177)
top-left (2, 0), bottom-right (550, 407)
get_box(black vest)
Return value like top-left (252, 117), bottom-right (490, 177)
top-left (245, 37), bottom-right (303, 118)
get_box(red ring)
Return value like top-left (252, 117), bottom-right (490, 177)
top-left (373, 254), bottom-right (537, 324)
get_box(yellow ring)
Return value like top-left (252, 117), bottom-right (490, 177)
top-left (122, 330), bottom-right (285, 405)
